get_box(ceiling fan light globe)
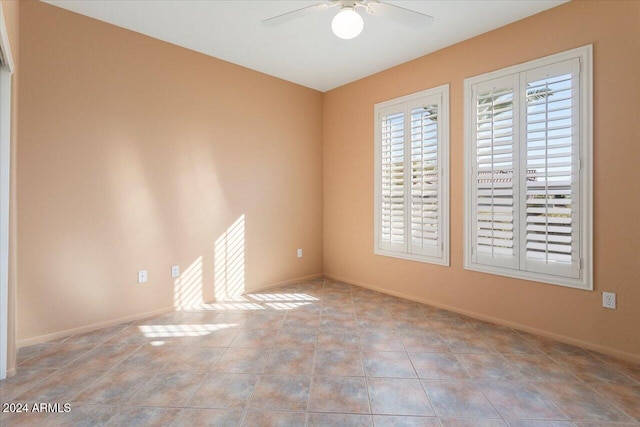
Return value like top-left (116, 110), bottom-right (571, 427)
top-left (331, 7), bottom-right (364, 39)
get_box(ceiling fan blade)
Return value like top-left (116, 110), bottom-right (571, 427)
top-left (261, 2), bottom-right (335, 27)
top-left (367, 1), bottom-right (434, 30)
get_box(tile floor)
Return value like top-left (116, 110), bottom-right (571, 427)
top-left (1, 278), bottom-right (639, 426)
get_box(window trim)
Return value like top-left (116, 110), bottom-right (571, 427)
top-left (463, 45), bottom-right (593, 290)
top-left (374, 84), bottom-right (450, 266)
top-left (0, 2), bottom-right (15, 381)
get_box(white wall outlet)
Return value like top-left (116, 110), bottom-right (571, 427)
top-left (137, 270), bottom-right (148, 284)
top-left (602, 292), bottom-right (616, 309)
top-left (297, 248), bottom-right (303, 258)
top-left (171, 265), bottom-right (180, 278)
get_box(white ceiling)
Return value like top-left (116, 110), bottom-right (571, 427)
top-left (45, 0), bottom-right (567, 92)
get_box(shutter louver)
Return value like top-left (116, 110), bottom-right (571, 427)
top-left (380, 111), bottom-right (406, 250)
top-left (473, 80), bottom-right (518, 269)
top-left (410, 104), bottom-right (440, 256)
top-left (523, 61), bottom-right (580, 278)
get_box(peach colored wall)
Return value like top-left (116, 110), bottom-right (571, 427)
top-left (17, 1), bottom-right (323, 343)
top-left (1, 0), bottom-right (19, 376)
top-left (323, 0), bottom-right (640, 359)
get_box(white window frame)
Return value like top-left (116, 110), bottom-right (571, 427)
top-left (463, 45), bottom-right (593, 290)
top-left (0, 2), bottom-right (15, 380)
top-left (374, 85), bottom-right (450, 266)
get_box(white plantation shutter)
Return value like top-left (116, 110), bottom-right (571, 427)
top-left (375, 85), bottom-right (449, 265)
top-left (522, 59), bottom-right (581, 278)
top-left (471, 75), bottom-right (519, 269)
top-left (380, 109), bottom-right (406, 252)
top-left (409, 102), bottom-right (442, 258)
top-left (465, 46), bottom-right (591, 290)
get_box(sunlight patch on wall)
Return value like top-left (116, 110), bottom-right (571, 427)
top-left (173, 256), bottom-right (203, 310)
top-left (214, 214), bottom-right (245, 300)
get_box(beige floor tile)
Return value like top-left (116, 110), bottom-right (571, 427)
top-left (455, 354), bottom-right (523, 380)
top-left (282, 313), bottom-right (321, 329)
top-left (421, 379), bottom-right (499, 418)
top-left (214, 347), bottom-right (269, 373)
top-left (47, 404), bottom-right (117, 426)
top-left (105, 407), bottom-right (181, 426)
top-left (367, 377), bottom-right (434, 416)
top-left (320, 314), bottom-right (357, 331)
top-left (8, 279), bottom-right (636, 426)
top-left (103, 326), bottom-right (150, 346)
top-left (374, 415), bottom-right (440, 426)
top-left (248, 375), bottom-right (311, 411)
top-left (592, 382), bottom-right (640, 422)
top-left (314, 350), bottom-right (364, 376)
top-left (551, 354), bottom-right (639, 385)
top-left (188, 373), bottom-right (259, 409)
top-left (478, 380), bottom-right (568, 420)
top-left (359, 331), bottom-right (405, 352)
top-left (118, 343), bottom-right (183, 371)
top-left (265, 348), bottom-right (315, 375)
top-left (599, 357), bottom-right (640, 383)
top-left (362, 351), bottom-right (416, 378)
top-left (229, 328), bottom-right (277, 348)
top-left (0, 368), bottom-right (56, 402)
top-left (15, 365), bottom-right (107, 403)
top-left (400, 331), bottom-right (450, 353)
top-left (241, 314), bottom-right (285, 330)
top-left (316, 331), bottom-right (359, 350)
top-left (356, 316), bottom-right (396, 332)
top-left (72, 367), bottom-right (155, 405)
top-left (505, 421), bottom-right (576, 426)
top-left (241, 410), bottom-right (307, 427)
top-left (307, 412), bottom-right (373, 426)
top-left (438, 419), bottom-right (507, 427)
top-left (0, 409), bottom-right (52, 427)
top-left (443, 331), bottom-right (497, 354)
top-left (175, 408), bottom-right (243, 426)
top-left (409, 353), bottom-right (469, 380)
top-left (504, 354), bottom-right (581, 382)
top-left (536, 382), bottom-right (634, 423)
top-left (164, 345), bottom-right (226, 371)
top-left (64, 324), bottom-right (130, 345)
top-left (274, 328), bottom-right (318, 349)
top-left (482, 331), bottom-right (545, 355)
top-left (19, 343), bottom-right (96, 369)
top-left (308, 376), bottom-right (370, 414)
top-left (128, 371), bottom-right (204, 407)
top-left (66, 344), bottom-right (140, 372)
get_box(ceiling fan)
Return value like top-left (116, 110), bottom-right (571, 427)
top-left (261, 1), bottom-right (434, 40)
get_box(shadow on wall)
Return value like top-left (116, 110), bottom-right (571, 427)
top-left (173, 214), bottom-right (246, 311)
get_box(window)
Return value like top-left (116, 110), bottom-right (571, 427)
top-left (464, 46), bottom-right (592, 290)
top-left (374, 85), bottom-right (449, 265)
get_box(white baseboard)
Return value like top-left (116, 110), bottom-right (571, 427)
top-left (17, 273), bottom-right (325, 348)
top-left (325, 273), bottom-right (640, 364)
top-left (17, 306), bottom-right (173, 348)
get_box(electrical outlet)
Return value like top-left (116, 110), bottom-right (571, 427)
top-left (138, 270), bottom-right (148, 284)
top-left (171, 265), bottom-right (180, 278)
top-left (602, 292), bottom-right (616, 309)
top-left (297, 248), bottom-right (303, 258)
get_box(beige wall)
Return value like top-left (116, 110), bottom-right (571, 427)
top-left (17, 1), bottom-right (323, 343)
top-left (13, 0), bottom-right (640, 360)
top-left (1, 0), bottom-right (19, 376)
top-left (323, 0), bottom-right (640, 359)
